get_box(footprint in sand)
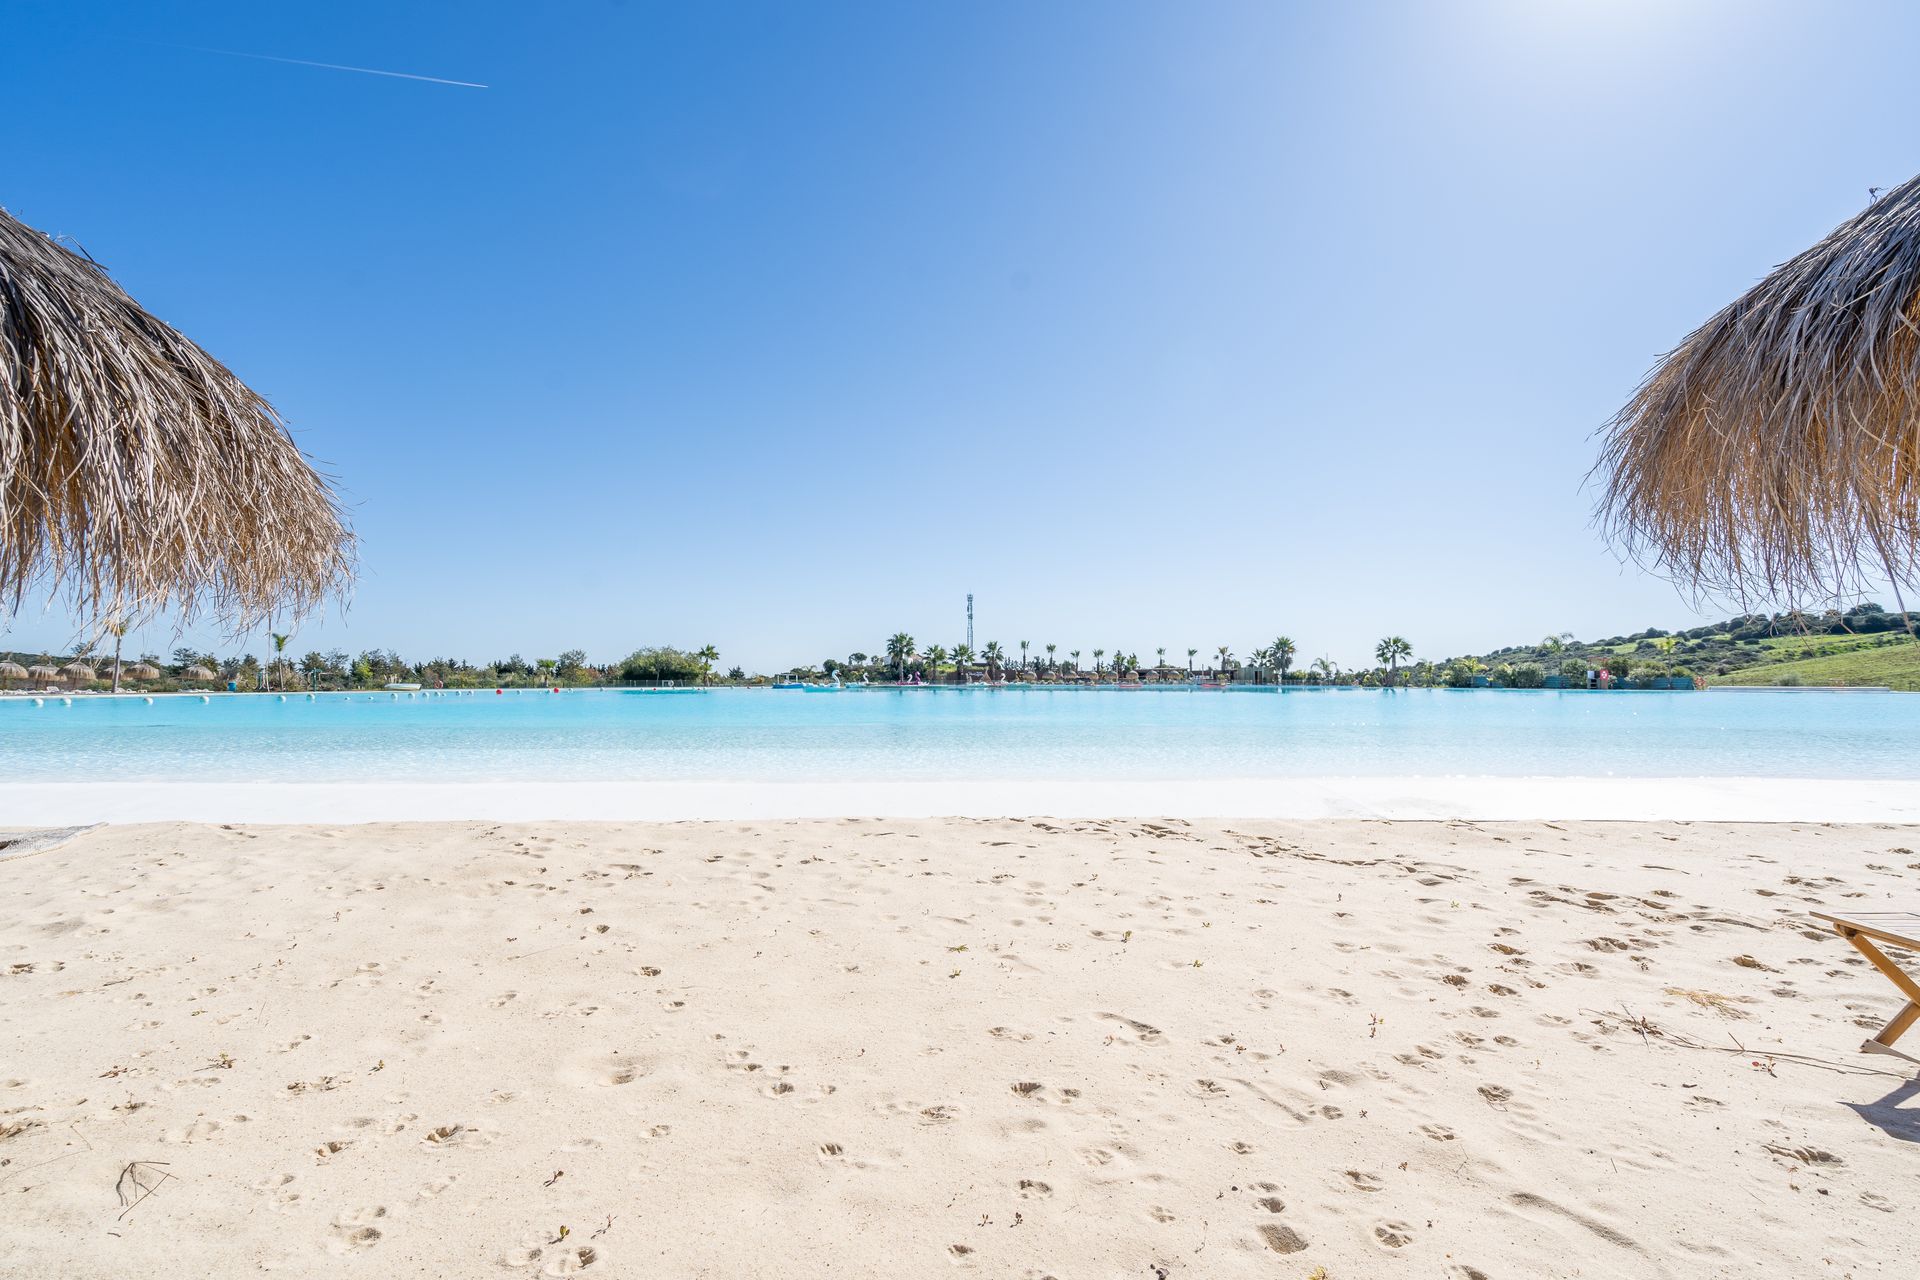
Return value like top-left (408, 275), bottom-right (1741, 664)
top-left (1017, 1179), bottom-right (1052, 1198)
top-left (1257, 1223), bottom-right (1308, 1254)
top-left (1095, 1013), bottom-right (1166, 1045)
top-left (542, 1245), bottom-right (598, 1275)
top-left (327, 1206), bottom-right (387, 1254)
top-left (1373, 1220), bottom-right (1415, 1248)
top-left (560, 1052), bottom-right (651, 1087)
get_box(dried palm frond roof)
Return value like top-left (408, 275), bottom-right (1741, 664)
top-left (0, 660), bottom-right (25, 677)
top-left (1597, 175), bottom-right (1920, 604)
top-left (0, 207), bottom-right (353, 629)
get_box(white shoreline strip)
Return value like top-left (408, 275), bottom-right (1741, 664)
top-left (4, 778), bottom-right (1918, 825)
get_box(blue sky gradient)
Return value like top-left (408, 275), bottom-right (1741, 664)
top-left (8, 1), bottom-right (1919, 671)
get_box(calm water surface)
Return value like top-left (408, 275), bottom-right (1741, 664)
top-left (0, 687), bottom-right (1911, 784)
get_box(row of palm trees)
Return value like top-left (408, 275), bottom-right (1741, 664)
top-left (872, 633), bottom-right (1417, 685)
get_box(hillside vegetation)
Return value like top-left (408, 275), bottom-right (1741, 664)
top-left (1473, 605), bottom-right (1920, 691)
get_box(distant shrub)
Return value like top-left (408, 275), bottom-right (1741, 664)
top-left (1443, 662), bottom-right (1476, 688)
top-left (618, 646), bottom-right (706, 682)
top-left (1508, 662), bottom-right (1545, 688)
top-left (1611, 656), bottom-right (1634, 679)
top-left (1560, 657), bottom-right (1588, 680)
top-left (1776, 673), bottom-right (1802, 687)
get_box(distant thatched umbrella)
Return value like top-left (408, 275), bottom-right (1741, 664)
top-left (59, 662), bottom-right (96, 683)
top-left (182, 664), bottom-right (216, 681)
top-left (1598, 177), bottom-right (1920, 605)
top-left (0, 659), bottom-right (25, 685)
top-left (124, 661), bottom-right (160, 680)
top-left (27, 663), bottom-right (57, 683)
top-left (0, 207), bottom-right (353, 628)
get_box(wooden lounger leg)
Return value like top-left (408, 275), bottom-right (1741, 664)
top-left (1834, 926), bottom-right (1920, 1059)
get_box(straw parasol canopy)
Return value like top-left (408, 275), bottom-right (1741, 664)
top-left (59, 662), bottom-right (96, 683)
top-left (0, 207), bottom-right (354, 628)
top-left (27, 663), bottom-right (57, 681)
top-left (182, 664), bottom-right (216, 681)
top-left (124, 660), bottom-right (160, 680)
top-left (0, 659), bottom-right (25, 681)
top-left (1597, 176), bottom-right (1920, 604)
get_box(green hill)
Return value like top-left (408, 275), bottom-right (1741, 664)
top-left (1463, 604), bottom-right (1920, 691)
top-left (1710, 634), bottom-right (1920, 690)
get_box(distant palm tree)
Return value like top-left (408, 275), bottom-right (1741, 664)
top-left (1155, 647), bottom-right (1166, 672)
top-left (536, 657), bottom-right (558, 684)
top-left (1069, 649), bottom-right (1081, 672)
top-left (1093, 647), bottom-right (1105, 675)
top-left (1045, 642), bottom-right (1057, 673)
top-left (270, 631), bottom-right (292, 692)
top-left (1312, 655), bottom-right (1337, 684)
top-left (983, 641), bottom-right (1005, 681)
top-left (951, 643), bottom-right (974, 683)
top-left (926, 643), bottom-right (949, 683)
top-left (1271, 636), bottom-right (1296, 685)
top-left (887, 632), bottom-right (916, 681)
top-left (1187, 647), bottom-right (1197, 673)
top-left (697, 644), bottom-right (720, 685)
top-left (105, 619), bottom-right (128, 693)
top-left (1019, 640), bottom-right (1030, 674)
top-left (1216, 645), bottom-right (1232, 677)
top-left (1374, 636), bottom-right (1412, 684)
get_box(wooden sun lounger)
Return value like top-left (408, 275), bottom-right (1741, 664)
top-left (1814, 911), bottom-right (1920, 1063)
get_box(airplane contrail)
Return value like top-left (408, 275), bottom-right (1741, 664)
top-left (155, 41), bottom-right (488, 88)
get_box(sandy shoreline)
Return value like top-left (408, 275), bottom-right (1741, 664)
top-left (9, 775), bottom-right (1920, 825)
top-left (3, 817), bottom-right (1917, 1277)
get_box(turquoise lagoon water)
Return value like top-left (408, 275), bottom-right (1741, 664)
top-left (0, 686), bottom-right (1909, 784)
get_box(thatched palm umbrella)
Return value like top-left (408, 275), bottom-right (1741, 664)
top-left (26, 663), bottom-right (57, 684)
top-left (59, 662), bottom-right (96, 685)
top-left (0, 659), bottom-right (25, 687)
top-left (182, 664), bottom-right (216, 682)
top-left (1, 207), bottom-right (353, 628)
top-left (124, 660), bottom-right (160, 681)
top-left (1599, 176), bottom-right (1920, 605)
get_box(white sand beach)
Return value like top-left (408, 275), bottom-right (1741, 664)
top-left (8, 775), bottom-right (1920, 825)
top-left (3, 817), bottom-right (1916, 1278)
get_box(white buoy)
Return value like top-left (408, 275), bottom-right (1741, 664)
top-left (31, 698), bottom-right (42, 707)
top-left (200, 695), bottom-right (210, 703)
top-left (61, 697), bottom-right (72, 706)
top-left (308, 693), bottom-right (316, 701)
top-left (278, 695), bottom-right (286, 702)
top-left (144, 697), bottom-right (154, 705)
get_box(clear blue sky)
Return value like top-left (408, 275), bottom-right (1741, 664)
top-left (7, 1), bottom-right (1917, 672)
